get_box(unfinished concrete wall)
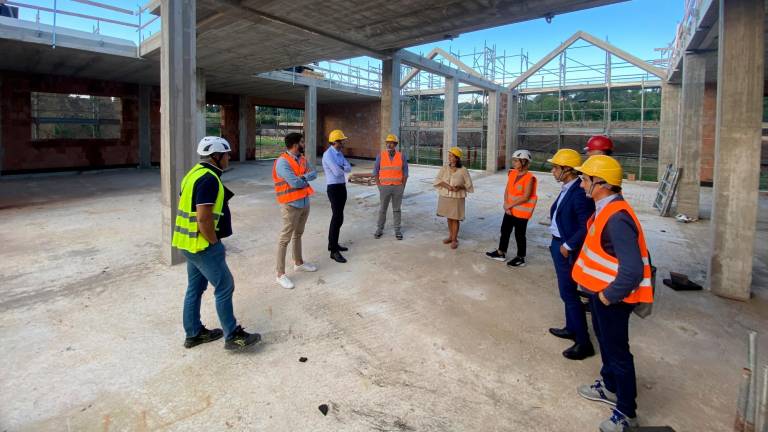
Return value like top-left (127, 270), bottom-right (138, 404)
top-left (318, 101), bottom-right (381, 159)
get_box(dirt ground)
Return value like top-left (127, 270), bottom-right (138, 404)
top-left (1, 160), bottom-right (766, 432)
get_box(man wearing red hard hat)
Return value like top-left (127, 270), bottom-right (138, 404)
top-left (584, 135), bottom-right (614, 156)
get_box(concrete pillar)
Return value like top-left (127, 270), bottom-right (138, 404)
top-left (675, 53), bottom-right (706, 218)
top-left (485, 91), bottom-right (499, 173)
top-left (304, 85), bottom-right (317, 167)
top-left (443, 75), bottom-right (458, 164)
top-left (196, 68), bottom-right (206, 142)
top-left (160, 0), bottom-right (198, 265)
top-left (0, 75), bottom-right (3, 176)
top-left (505, 92), bottom-right (519, 170)
top-left (138, 84), bottom-right (152, 168)
top-left (238, 95), bottom-right (247, 162)
top-left (658, 82), bottom-right (681, 178)
top-left (708, 0), bottom-right (765, 301)
top-left (380, 54), bottom-right (401, 153)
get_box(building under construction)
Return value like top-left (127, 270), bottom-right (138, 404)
top-left (0, 0), bottom-right (766, 431)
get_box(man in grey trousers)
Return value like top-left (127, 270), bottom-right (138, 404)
top-left (373, 133), bottom-right (408, 240)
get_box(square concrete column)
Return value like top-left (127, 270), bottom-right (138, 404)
top-left (443, 76), bottom-right (458, 164)
top-left (658, 82), bottom-right (680, 178)
top-left (138, 84), bottom-right (152, 168)
top-left (238, 95), bottom-right (253, 162)
top-left (675, 53), bottom-right (706, 218)
top-left (160, 0), bottom-right (198, 265)
top-left (0, 75), bottom-right (4, 176)
top-left (708, 0), bottom-right (765, 301)
top-left (485, 91), bottom-right (499, 173)
top-left (380, 54), bottom-right (401, 152)
top-left (304, 85), bottom-right (318, 167)
top-left (505, 92), bottom-right (519, 170)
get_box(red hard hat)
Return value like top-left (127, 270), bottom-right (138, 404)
top-left (584, 135), bottom-right (614, 152)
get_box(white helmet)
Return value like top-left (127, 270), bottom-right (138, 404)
top-left (512, 149), bottom-right (532, 161)
top-left (197, 136), bottom-right (231, 156)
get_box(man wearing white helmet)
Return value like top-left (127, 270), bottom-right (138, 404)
top-left (485, 149), bottom-right (538, 267)
top-left (172, 136), bottom-right (261, 351)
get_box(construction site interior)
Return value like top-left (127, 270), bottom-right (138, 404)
top-left (0, 0), bottom-right (767, 431)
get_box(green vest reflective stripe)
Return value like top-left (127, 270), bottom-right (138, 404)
top-left (172, 164), bottom-right (224, 253)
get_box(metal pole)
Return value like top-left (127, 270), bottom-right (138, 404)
top-left (748, 331), bottom-right (759, 431)
top-left (758, 365), bottom-right (767, 432)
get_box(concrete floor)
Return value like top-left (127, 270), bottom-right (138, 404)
top-left (1, 161), bottom-right (766, 431)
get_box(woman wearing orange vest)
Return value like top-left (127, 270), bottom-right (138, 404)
top-left (571, 155), bottom-right (653, 432)
top-left (485, 149), bottom-right (538, 267)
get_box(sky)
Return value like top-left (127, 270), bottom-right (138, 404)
top-left (14, 0), bottom-right (683, 80)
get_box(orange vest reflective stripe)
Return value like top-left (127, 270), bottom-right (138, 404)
top-left (379, 150), bottom-right (404, 185)
top-left (505, 169), bottom-right (538, 219)
top-left (572, 199), bottom-right (654, 304)
top-left (272, 153), bottom-right (315, 204)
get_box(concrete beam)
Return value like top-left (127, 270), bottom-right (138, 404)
top-left (505, 93), bottom-right (519, 170)
top-left (658, 83), bottom-right (680, 179)
top-left (398, 50), bottom-right (505, 92)
top-left (675, 53), bottom-right (706, 218)
top-left (304, 85), bottom-right (318, 167)
top-left (138, 84), bottom-right (152, 168)
top-left (486, 91), bottom-right (500, 173)
top-left (380, 55), bottom-right (401, 153)
top-left (160, 0), bottom-right (198, 265)
top-left (443, 76), bottom-right (458, 164)
top-left (254, 71), bottom-right (380, 98)
top-left (708, 0), bottom-right (765, 301)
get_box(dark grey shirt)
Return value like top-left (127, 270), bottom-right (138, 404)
top-left (596, 196), bottom-right (645, 304)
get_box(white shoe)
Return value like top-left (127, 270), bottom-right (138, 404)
top-left (276, 274), bottom-right (295, 289)
top-left (294, 262), bottom-right (317, 272)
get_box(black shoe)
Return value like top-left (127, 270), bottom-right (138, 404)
top-left (485, 250), bottom-right (506, 262)
top-left (374, 231), bottom-right (383, 239)
top-left (395, 232), bottom-right (403, 240)
top-left (562, 342), bottom-right (595, 360)
top-left (184, 326), bottom-right (224, 348)
top-left (224, 325), bottom-right (261, 350)
top-left (507, 256), bottom-right (526, 267)
top-left (337, 246), bottom-right (349, 252)
top-left (330, 251), bottom-right (347, 263)
top-left (548, 327), bottom-right (576, 341)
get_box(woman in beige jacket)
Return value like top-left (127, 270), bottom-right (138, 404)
top-left (433, 147), bottom-right (474, 249)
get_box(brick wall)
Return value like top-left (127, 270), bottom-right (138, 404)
top-left (318, 101), bottom-right (381, 159)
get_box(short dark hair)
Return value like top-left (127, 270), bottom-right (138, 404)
top-left (285, 133), bottom-right (303, 148)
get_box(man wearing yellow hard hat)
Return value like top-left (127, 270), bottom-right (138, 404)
top-left (544, 149), bottom-right (595, 361)
top-left (322, 129), bottom-right (352, 263)
top-left (571, 155), bottom-right (654, 432)
top-left (373, 133), bottom-right (408, 240)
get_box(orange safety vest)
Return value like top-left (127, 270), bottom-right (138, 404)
top-left (272, 152), bottom-right (315, 204)
top-left (505, 169), bottom-right (538, 219)
top-left (572, 200), bottom-right (654, 304)
top-left (378, 150), bottom-right (404, 185)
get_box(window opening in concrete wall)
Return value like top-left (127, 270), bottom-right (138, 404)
top-left (252, 106), bottom-right (304, 160)
top-left (205, 104), bottom-right (223, 137)
top-left (30, 92), bottom-right (121, 140)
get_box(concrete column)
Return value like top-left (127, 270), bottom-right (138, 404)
top-left (505, 92), bottom-right (519, 170)
top-left (196, 68), bottom-right (206, 142)
top-left (708, 0), bottom-right (765, 301)
top-left (160, 0), bottom-right (198, 265)
top-left (380, 54), bottom-right (401, 152)
top-left (675, 53), bottom-right (706, 218)
top-left (304, 85), bottom-right (318, 167)
top-left (485, 91), bottom-right (499, 173)
top-left (658, 82), bottom-right (681, 178)
top-left (443, 75), bottom-right (458, 164)
top-left (0, 75), bottom-right (3, 176)
top-left (238, 95), bottom-right (247, 162)
top-left (138, 84), bottom-right (152, 168)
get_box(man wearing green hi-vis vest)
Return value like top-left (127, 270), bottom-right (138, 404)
top-left (172, 136), bottom-right (261, 351)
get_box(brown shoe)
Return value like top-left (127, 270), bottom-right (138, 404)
top-left (443, 238), bottom-right (452, 244)
top-left (450, 241), bottom-right (458, 249)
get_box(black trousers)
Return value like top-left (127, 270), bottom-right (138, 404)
top-left (327, 183), bottom-right (347, 252)
top-left (498, 213), bottom-right (529, 257)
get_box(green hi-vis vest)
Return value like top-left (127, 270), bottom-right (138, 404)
top-left (172, 164), bottom-right (224, 253)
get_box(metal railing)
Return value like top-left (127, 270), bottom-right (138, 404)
top-left (666, 0), bottom-right (703, 77)
top-left (4, 0), bottom-right (161, 55)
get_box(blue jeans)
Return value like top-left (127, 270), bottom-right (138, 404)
top-left (590, 294), bottom-right (637, 418)
top-left (550, 237), bottom-right (590, 345)
top-left (181, 241), bottom-right (237, 339)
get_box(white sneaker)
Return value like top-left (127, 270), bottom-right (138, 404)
top-left (276, 274), bottom-right (295, 289)
top-left (294, 262), bottom-right (317, 272)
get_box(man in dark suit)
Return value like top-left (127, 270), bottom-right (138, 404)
top-left (546, 149), bottom-right (596, 360)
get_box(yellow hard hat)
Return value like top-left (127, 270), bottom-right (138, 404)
top-left (547, 149), bottom-right (582, 168)
top-left (574, 155), bottom-right (623, 187)
top-left (448, 147), bottom-right (463, 158)
top-left (329, 129), bottom-right (348, 142)
top-left (385, 133), bottom-right (399, 143)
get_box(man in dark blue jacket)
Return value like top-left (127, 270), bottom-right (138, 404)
top-left (545, 149), bottom-right (596, 360)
